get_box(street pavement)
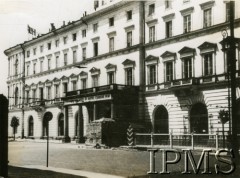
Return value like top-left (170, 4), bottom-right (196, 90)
top-left (8, 140), bottom-right (240, 178)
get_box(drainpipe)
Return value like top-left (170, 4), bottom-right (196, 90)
top-left (138, 1), bottom-right (146, 121)
top-left (20, 44), bottom-right (25, 139)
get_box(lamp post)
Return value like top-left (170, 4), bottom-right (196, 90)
top-left (220, 1), bottom-right (240, 163)
top-left (44, 112), bottom-right (53, 167)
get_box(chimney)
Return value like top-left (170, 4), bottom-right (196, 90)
top-left (85, 11), bottom-right (87, 16)
top-left (63, 21), bottom-right (65, 26)
top-left (51, 23), bottom-right (56, 31)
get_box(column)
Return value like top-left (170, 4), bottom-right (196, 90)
top-left (76, 105), bottom-right (84, 143)
top-left (63, 106), bottom-right (70, 143)
top-left (111, 101), bottom-right (116, 119)
top-left (93, 103), bottom-right (97, 121)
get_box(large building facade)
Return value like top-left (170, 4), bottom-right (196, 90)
top-left (5, 0), bottom-right (240, 144)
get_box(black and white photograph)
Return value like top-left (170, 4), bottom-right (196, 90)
top-left (0, 0), bottom-right (240, 177)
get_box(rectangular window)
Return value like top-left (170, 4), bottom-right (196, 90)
top-left (64, 53), bottom-right (68, 65)
top-left (48, 42), bottom-right (51, 50)
top-left (149, 26), bottom-right (155, 42)
top-left (26, 91), bottom-right (30, 103)
top-left (40, 45), bottom-right (43, 53)
top-left (81, 79), bottom-right (87, 89)
top-left (109, 37), bottom-right (114, 52)
top-left (27, 51), bottom-right (30, 58)
top-left (149, 65), bottom-right (156, 84)
top-left (182, 58), bottom-right (192, 79)
top-left (40, 60), bottom-right (44, 72)
top-left (63, 36), bottom-right (68, 44)
top-left (203, 8), bottom-right (212, 28)
top-left (26, 65), bottom-right (30, 76)
top-left (127, 31), bottom-right (132, 47)
top-left (33, 63), bottom-right (36, 74)
top-left (127, 10), bottom-right (132, 20)
top-left (82, 47), bottom-right (86, 60)
top-left (55, 85), bottom-right (59, 98)
top-left (92, 75), bottom-right (99, 87)
top-left (166, 21), bottom-right (172, 38)
top-left (56, 56), bottom-right (59, 68)
top-left (72, 33), bottom-right (77, 41)
top-left (166, 62), bottom-right (173, 82)
top-left (73, 50), bottom-right (77, 63)
top-left (204, 53), bottom-right (213, 76)
top-left (40, 87), bottom-right (44, 100)
top-left (165, 0), bottom-right (172, 9)
top-left (93, 23), bottom-right (98, 32)
top-left (94, 42), bottom-right (98, 56)
top-left (109, 17), bottom-right (114, 26)
top-left (125, 68), bottom-right (133, 85)
top-left (149, 4), bottom-right (155, 15)
top-left (48, 58), bottom-right (51, 70)
top-left (32, 89), bottom-right (36, 102)
top-left (82, 29), bottom-right (86, 38)
top-left (108, 72), bottom-right (115, 84)
top-left (33, 48), bottom-right (36, 55)
top-left (47, 86), bottom-right (51, 100)
top-left (72, 81), bottom-right (77, 91)
top-left (55, 39), bottom-right (59, 47)
top-left (63, 83), bottom-right (68, 93)
top-left (183, 14), bottom-right (191, 33)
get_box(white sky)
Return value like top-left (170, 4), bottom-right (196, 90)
top-left (0, 0), bottom-right (93, 96)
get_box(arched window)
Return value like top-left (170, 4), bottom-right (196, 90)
top-left (190, 103), bottom-right (208, 133)
top-left (154, 105), bottom-right (169, 133)
top-left (15, 59), bottom-right (18, 75)
top-left (58, 113), bottom-right (64, 136)
top-left (15, 87), bottom-right (19, 105)
top-left (28, 116), bottom-right (34, 136)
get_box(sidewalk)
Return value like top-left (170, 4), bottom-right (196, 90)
top-left (8, 165), bottom-right (125, 178)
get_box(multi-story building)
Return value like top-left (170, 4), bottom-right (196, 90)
top-left (4, 0), bottom-right (240, 145)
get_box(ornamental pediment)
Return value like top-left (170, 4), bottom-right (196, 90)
top-left (198, 42), bottom-right (217, 50)
top-left (122, 59), bottom-right (135, 66)
top-left (178, 47), bottom-right (195, 54)
top-left (160, 51), bottom-right (176, 58)
top-left (90, 67), bottom-right (100, 74)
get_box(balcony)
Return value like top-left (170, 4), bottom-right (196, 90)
top-left (145, 72), bottom-right (240, 94)
top-left (63, 84), bottom-right (139, 104)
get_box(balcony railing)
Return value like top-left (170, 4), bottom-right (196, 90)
top-left (64, 84), bottom-right (138, 98)
top-left (146, 72), bottom-right (240, 92)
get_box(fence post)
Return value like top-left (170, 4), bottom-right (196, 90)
top-left (216, 132), bottom-right (219, 150)
top-left (0, 95), bottom-right (8, 178)
top-left (151, 132), bottom-right (153, 148)
top-left (170, 132), bottom-right (173, 149)
top-left (191, 133), bottom-right (194, 150)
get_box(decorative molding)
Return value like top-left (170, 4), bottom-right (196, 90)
top-left (90, 67), bottom-right (100, 75)
top-left (146, 19), bottom-right (158, 26)
top-left (178, 46), bottom-right (196, 58)
top-left (107, 31), bottom-right (117, 38)
top-left (91, 36), bottom-right (100, 43)
top-left (200, 1), bottom-right (215, 10)
top-left (198, 42), bottom-right (217, 54)
top-left (162, 13), bottom-right (175, 22)
top-left (180, 7), bottom-right (194, 16)
top-left (124, 25), bottom-right (135, 32)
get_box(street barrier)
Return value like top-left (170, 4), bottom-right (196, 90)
top-left (134, 132), bottom-right (239, 150)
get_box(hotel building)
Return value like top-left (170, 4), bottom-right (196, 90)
top-left (4, 0), bottom-right (240, 145)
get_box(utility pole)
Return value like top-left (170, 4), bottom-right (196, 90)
top-left (229, 1), bottom-right (239, 163)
